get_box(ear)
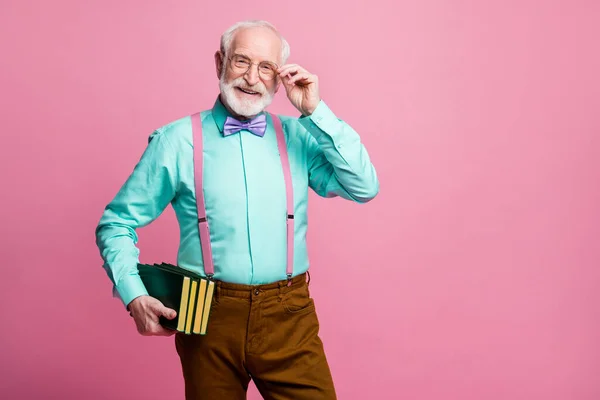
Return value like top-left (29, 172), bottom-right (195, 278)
top-left (215, 51), bottom-right (224, 79)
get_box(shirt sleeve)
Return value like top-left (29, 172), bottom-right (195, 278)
top-left (299, 100), bottom-right (380, 203)
top-left (95, 128), bottom-right (179, 309)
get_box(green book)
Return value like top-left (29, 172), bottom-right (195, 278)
top-left (137, 263), bottom-right (215, 335)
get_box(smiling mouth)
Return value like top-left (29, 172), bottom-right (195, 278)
top-left (236, 87), bottom-right (261, 96)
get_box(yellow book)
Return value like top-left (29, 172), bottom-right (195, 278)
top-left (200, 280), bottom-right (215, 335)
top-left (176, 277), bottom-right (191, 332)
top-left (192, 279), bottom-right (208, 334)
top-left (184, 279), bottom-right (198, 334)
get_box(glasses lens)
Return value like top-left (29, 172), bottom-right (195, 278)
top-left (230, 56), bottom-right (278, 80)
top-left (259, 62), bottom-right (277, 80)
top-left (233, 56), bottom-right (250, 69)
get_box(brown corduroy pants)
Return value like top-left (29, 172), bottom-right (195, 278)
top-left (174, 272), bottom-right (337, 399)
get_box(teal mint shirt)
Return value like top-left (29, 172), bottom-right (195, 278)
top-left (95, 97), bottom-right (379, 307)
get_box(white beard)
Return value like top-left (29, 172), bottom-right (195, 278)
top-left (219, 73), bottom-right (275, 118)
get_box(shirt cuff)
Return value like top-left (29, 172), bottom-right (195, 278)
top-left (115, 273), bottom-right (149, 310)
top-left (299, 100), bottom-right (342, 140)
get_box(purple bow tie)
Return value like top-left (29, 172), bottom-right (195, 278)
top-left (223, 114), bottom-right (267, 137)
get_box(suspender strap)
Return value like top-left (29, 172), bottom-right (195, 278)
top-left (190, 112), bottom-right (294, 281)
top-left (271, 114), bottom-right (295, 279)
top-left (191, 113), bottom-right (215, 277)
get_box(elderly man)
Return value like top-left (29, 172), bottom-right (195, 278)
top-left (95, 20), bottom-right (379, 399)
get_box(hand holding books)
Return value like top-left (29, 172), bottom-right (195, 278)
top-left (129, 263), bottom-right (216, 336)
top-left (127, 295), bottom-right (178, 337)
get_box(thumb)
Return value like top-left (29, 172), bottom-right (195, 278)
top-left (161, 307), bottom-right (177, 320)
top-left (150, 301), bottom-right (177, 320)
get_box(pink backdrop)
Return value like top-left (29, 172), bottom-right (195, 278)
top-left (1, 1), bottom-right (599, 399)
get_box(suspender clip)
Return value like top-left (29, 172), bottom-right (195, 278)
top-left (287, 273), bottom-right (292, 287)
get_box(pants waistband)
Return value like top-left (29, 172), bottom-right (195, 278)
top-left (215, 272), bottom-right (309, 299)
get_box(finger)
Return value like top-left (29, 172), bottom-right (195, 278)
top-left (159, 307), bottom-right (177, 320)
top-left (151, 323), bottom-right (176, 336)
top-left (280, 73), bottom-right (295, 88)
top-left (277, 64), bottom-right (299, 74)
top-left (162, 307), bottom-right (177, 320)
top-left (281, 73), bottom-right (310, 88)
top-left (278, 65), bottom-right (307, 78)
top-left (151, 304), bottom-right (177, 320)
top-left (163, 328), bottom-right (177, 336)
top-left (279, 67), bottom-right (301, 79)
top-left (289, 73), bottom-right (315, 86)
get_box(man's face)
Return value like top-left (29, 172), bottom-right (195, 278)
top-left (216, 27), bottom-right (282, 119)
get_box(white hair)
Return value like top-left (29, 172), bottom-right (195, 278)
top-left (220, 20), bottom-right (290, 65)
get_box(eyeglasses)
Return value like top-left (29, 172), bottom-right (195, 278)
top-left (227, 54), bottom-right (279, 81)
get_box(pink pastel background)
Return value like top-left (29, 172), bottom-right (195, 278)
top-left (1, 0), bottom-right (599, 399)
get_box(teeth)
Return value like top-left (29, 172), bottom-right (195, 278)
top-left (239, 88), bottom-right (258, 94)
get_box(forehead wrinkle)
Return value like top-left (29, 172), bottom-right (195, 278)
top-left (230, 27), bottom-right (282, 64)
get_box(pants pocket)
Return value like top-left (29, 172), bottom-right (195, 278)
top-left (281, 285), bottom-right (315, 315)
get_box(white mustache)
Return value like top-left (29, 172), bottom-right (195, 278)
top-left (232, 78), bottom-right (266, 95)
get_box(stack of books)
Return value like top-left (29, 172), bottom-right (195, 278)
top-left (137, 263), bottom-right (215, 335)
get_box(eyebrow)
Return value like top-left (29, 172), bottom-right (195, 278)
top-left (232, 53), bottom-right (278, 65)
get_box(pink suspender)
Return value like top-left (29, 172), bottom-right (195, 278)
top-left (190, 112), bottom-right (295, 284)
top-left (191, 113), bottom-right (214, 276)
top-left (272, 115), bottom-right (295, 281)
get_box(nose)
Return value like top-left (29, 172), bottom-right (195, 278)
top-left (244, 64), bottom-right (260, 86)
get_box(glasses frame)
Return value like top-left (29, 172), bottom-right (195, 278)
top-left (226, 54), bottom-right (280, 81)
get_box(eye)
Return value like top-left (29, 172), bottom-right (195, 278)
top-left (233, 56), bottom-right (251, 68)
top-left (260, 62), bottom-right (277, 74)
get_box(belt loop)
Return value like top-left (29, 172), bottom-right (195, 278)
top-left (214, 280), bottom-right (221, 301)
top-left (277, 279), bottom-right (285, 301)
top-left (306, 270), bottom-right (311, 286)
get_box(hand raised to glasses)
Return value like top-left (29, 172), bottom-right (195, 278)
top-left (278, 64), bottom-right (321, 117)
